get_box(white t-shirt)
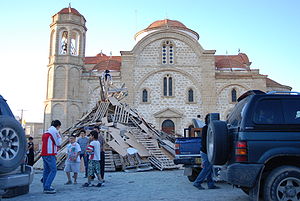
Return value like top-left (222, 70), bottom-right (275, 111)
top-left (87, 140), bottom-right (101, 161)
top-left (66, 142), bottom-right (81, 163)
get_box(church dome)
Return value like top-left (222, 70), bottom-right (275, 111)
top-left (134, 19), bottom-right (199, 42)
top-left (57, 7), bottom-right (82, 17)
top-left (147, 19), bottom-right (187, 29)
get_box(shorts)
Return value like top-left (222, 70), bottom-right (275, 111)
top-left (88, 160), bottom-right (100, 176)
top-left (64, 162), bottom-right (80, 173)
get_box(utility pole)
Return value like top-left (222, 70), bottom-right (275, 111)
top-left (18, 109), bottom-right (27, 125)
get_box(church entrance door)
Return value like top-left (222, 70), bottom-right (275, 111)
top-left (162, 119), bottom-right (175, 134)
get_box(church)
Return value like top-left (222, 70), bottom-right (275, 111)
top-left (44, 6), bottom-right (291, 134)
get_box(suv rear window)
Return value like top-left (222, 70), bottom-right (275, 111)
top-left (253, 98), bottom-right (300, 125)
top-left (253, 99), bottom-right (283, 124)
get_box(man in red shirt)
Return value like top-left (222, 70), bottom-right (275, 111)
top-left (41, 120), bottom-right (62, 194)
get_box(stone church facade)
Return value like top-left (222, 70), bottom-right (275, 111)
top-left (44, 6), bottom-right (291, 134)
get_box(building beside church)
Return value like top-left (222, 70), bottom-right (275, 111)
top-left (44, 6), bottom-right (291, 134)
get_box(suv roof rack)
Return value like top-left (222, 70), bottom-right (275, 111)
top-left (267, 91), bottom-right (300, 95)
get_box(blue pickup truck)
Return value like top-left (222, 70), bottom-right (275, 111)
top-left (174, 118), bottom-right (220, 182)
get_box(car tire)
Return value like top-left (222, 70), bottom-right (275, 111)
top-left (2, 185), bottom-right (29, 198)
top-left (263, 165), bottom-right (300, 201)
top-left (0, 116), bottom-right (26, 174)
top-left (187, 168), bottom-right (201, 182)
top-left (206, 120), bottom-right (229, 165)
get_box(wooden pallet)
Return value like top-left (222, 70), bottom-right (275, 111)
top-left (105, 150), bottom-right (116, 172)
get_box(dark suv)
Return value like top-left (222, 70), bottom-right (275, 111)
top-left (0, 95), bottom-right (33, 198)
top-left (206, 90), bottom-right (300, 201)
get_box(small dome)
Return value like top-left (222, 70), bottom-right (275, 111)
top-left (57, 7), bottom-right (82, 17)
top-left (134, 19), bottom-right (199, 41)
top-left (215, 53), bottom-right (252, 70)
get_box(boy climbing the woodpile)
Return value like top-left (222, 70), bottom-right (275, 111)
top-left (64, 135), bottom-right (81, 184)
top-left (82, 130), bottom-right (103, 187)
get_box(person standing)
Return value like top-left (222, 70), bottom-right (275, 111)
top-left (41, 120), bottom-right (62, 194)
top-left (77, 129), bottom-right (89, 177)
top-left (82, 131), bottom-right (102, 187)
top-left (193, 115), bottom-right (219, 190)
top-left (94, 126), bottom-right (105, 181)
top-left (27, 137), bottom-right (35, 166)
top-left (64, 135), bottom-right (81, 184)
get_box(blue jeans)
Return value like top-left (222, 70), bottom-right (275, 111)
top-left (194, 152), bottom-right (215, 188)
top-left (42, 156), bottom-right (57, 190)
top-left (80, 154), bottom-right (88, 176)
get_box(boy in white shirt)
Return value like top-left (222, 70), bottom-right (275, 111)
top-left (64, 135), bottom-right (81, 184)
top-left (82, 131), bottom-right (102, 187)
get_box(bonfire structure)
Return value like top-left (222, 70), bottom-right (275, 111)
top-left (34, 72), bottom-right (177, 172)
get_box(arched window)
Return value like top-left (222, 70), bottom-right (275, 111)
top-left (188, 89), bottom-right (194, 102)
top-left (70, 31), bottom-right (80, 56)
top-left (142, 89), bottom-right (148, 103)
top-left (231, 89), bottom-right (237, 102)
top-left (163, 74), bottom-right (173, 96)
top-left (162, 40), bottom-right (174, 64)
top-left (59, 31), bottom-right (68, 55)
top-left (162, 119), bottom-right (175, 134)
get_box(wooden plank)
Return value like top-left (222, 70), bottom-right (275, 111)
top-left (124, 132), bottom-right (150, 157)
top-left (108, 96), bottom-right (120, 106)
top-left (109, 127), bottom-right (129, 148)
top-left (107, 140), bottom-right (127, 156)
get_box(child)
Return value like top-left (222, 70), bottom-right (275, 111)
top-left (77, 129), bottom-right (89, 178)
top-left (82, 130), bottom-right (102, 187)
top-left (27, 137), bottom-right (34, 166)
top-left (64, 135), bottom-right (81, 184)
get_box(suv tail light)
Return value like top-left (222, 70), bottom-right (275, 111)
top-left (235, 141), bottom-right (248, 162)
top-left (175, 144), bottom-right (180, 155)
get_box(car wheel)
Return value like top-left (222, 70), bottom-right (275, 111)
top-left (206, 120), bottom-right (229, 165)
top-left (187, 168), bottom-right (201, 182)
top-left (0, 116), bottom-right (26, 174)
top-left (263, 165), bottom-right (300, 201)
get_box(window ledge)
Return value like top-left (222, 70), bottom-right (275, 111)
top-left (162, 96), bottom-right (175, 98)
top-left (186, 101), bottom-right (197, 104)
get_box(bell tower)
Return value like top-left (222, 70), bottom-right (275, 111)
top-left (44, 5), bottom-right (87, 131)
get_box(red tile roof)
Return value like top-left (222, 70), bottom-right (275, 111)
top-left (266, 77), bottom-right (288, 88)
top-left (215, 53), bottom-right (251, 70)
top-left (84, 53), bottom-right (121, 71)
top-left (57, 7), bottom-right (82, 16)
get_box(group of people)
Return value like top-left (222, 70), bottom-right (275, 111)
top-left (40, 116), bottom-right (218, 194)
top-left (40, 120), bottom-right (106, 194)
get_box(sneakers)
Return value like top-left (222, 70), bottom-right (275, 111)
top-left (43, 188), bottom-right (56, 194)
top-left (82, 182), bottom-right (92, 187)
top-left (95, 183), bottom-right (102, 187)
top-left (193, 184), bottom-right (205, 190)
top-left (64, 181), bottom-right (72, 185)
top-left (208, 185), bottom-right (220, 189)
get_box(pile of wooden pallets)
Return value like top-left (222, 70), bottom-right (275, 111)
top-left (34, 78), bottom-right (178, 172)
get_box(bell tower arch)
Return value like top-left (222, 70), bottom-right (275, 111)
top-left (44, 5), bottom-right (87, 131)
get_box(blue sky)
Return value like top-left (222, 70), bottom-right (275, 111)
top-left (0, 0), bottom-right (299, 122)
